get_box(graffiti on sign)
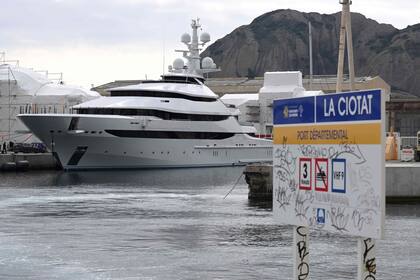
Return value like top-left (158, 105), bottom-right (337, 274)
top-left (273, 89), bottom-right (385, 239)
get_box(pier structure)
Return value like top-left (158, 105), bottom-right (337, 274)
top-left (245, 163), bottom-right (420, 203)
top-left (244, 163), bottom-right (272, 200)
top-left (0, 152), bottom-right (59, 171)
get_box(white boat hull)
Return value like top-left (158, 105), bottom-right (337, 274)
top-left (18, 114), bottom-right (273, 170)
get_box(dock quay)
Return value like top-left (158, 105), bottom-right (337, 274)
top-left (0, 153), bottom-right (60, 171)
top-left (244, 162), bottom-right (420, 203)
top-left (244, 163), bottom-right (273, 201)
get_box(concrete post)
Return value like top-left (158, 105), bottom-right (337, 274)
top-left (345, 3), bottom-right (355, 91)
top-left (293, 226), bottom-right (310, 280)
top-left (309, 21), bottom-right (313, 91)
top-left (336, 2), bottom-right (347, 93)
top-left (357, 238), bottom-right (377, 280)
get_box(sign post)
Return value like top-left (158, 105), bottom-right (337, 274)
top-left (293, 226), bottom-right (310, 280)
top-left (272, 89), bottom-right (385, 279)
top-left (358, 238), bottom-right (376, 279)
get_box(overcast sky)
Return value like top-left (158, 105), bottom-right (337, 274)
top-left (1, 0), bottom-right (419, 89)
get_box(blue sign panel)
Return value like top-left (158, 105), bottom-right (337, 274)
top-left (316, 208), bottom-right (326, 224)
top-left (331, 158), bottom-right (346, 193)
top-left (316, 90), bottom-right (381, 123)
top-left (273, 96), bottom-right (315, 125)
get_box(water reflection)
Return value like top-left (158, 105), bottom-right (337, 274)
top-left (0, 166), bottom-right (246, 189)
top-left (248, 199), bottom-right (272, 210)
top-left (1, 168), bottom-right (420, 279)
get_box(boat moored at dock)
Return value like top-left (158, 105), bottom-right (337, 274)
top-left (18, 19), bottom-right (272, 170)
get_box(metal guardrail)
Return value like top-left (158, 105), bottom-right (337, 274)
top-left (1, 52), bottom-right (20, 67)
top-left (400, 136), bottom-right (417, 148)
top-left (1, 52), bottom-right (62, 83)
top-left (35, 70), bottom-right (63, 83)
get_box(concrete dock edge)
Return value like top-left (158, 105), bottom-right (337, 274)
top-left (245, 162), bottom-right (420, 203)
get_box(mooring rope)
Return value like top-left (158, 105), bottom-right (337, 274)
top-left (223, 172), bottom-right (244, 199)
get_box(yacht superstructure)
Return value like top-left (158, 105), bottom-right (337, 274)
top-left (18, 19), bottom-right (272, 170)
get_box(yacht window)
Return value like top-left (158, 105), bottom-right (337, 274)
top-left (75, 108), bottom-right (229, 121)
top-left (161, 75), bottom-right (204, 84)
top-left (110, 90), bottom-right (216, 102)
top-left (68, 117), bottom-right (79, 130)
top-left (105, 130), bottom-right (236, 140)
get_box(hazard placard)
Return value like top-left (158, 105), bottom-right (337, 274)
top-left (314, 158), bottom-right (328, 192)
top-left (332, 158), bottom-right (346, 193)
top-left (299, 158), bottom-right (312, 190)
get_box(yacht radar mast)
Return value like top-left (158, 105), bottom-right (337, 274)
top-left (169, 18), bottom-right (220, 76)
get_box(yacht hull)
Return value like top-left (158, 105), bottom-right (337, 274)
top-left (18, 114), bottom-right (273, 170)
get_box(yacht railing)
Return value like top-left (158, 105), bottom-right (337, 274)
top-left (35, 70), bottom-right (64, 83)
top-left (0, 101), bottom-right (72, 114)
top-left (0, 52), bottom-right (20, 67)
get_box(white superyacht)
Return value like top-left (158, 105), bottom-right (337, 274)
top-left (18, 19), bottom-right (272, 170)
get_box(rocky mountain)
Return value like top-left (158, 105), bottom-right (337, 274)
top-left (203, 9), bottom-right (420, 97)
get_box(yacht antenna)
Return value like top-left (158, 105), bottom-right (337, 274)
top-left (162, 39), bottom-right (166, 76)
top-left (187, 18), bottom-right (201, 73)
top-left (170, 18), bottom-right (220, 76)
top-left (162, 25), bottom-right (167, 76)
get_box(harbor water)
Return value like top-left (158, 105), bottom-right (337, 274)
top-left (0, 167), bottom-right (419, 279)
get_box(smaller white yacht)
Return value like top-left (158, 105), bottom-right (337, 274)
top-left (18, 19), bottom-right (272, 170)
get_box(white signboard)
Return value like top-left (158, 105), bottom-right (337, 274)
top-left (273, 90), bottom-right (385, 239)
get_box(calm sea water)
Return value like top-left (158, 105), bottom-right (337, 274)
top-left (0, 167), bottom-right (419, 280)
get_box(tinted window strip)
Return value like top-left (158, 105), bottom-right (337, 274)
top-left (161, 75), bottom-right (204, 84)
top-left (68, 117), bottom-right (80, 130)
top-left (110, 90), bottom-right (216, 102)
top-left (75, 108), bottom-right (229, 121)
top-left (142, 79), bottom-right (199, 85)
top-left (105, 130), bottom-right (235, 139)
top-left (67, 146), bottom-right (88, 166)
